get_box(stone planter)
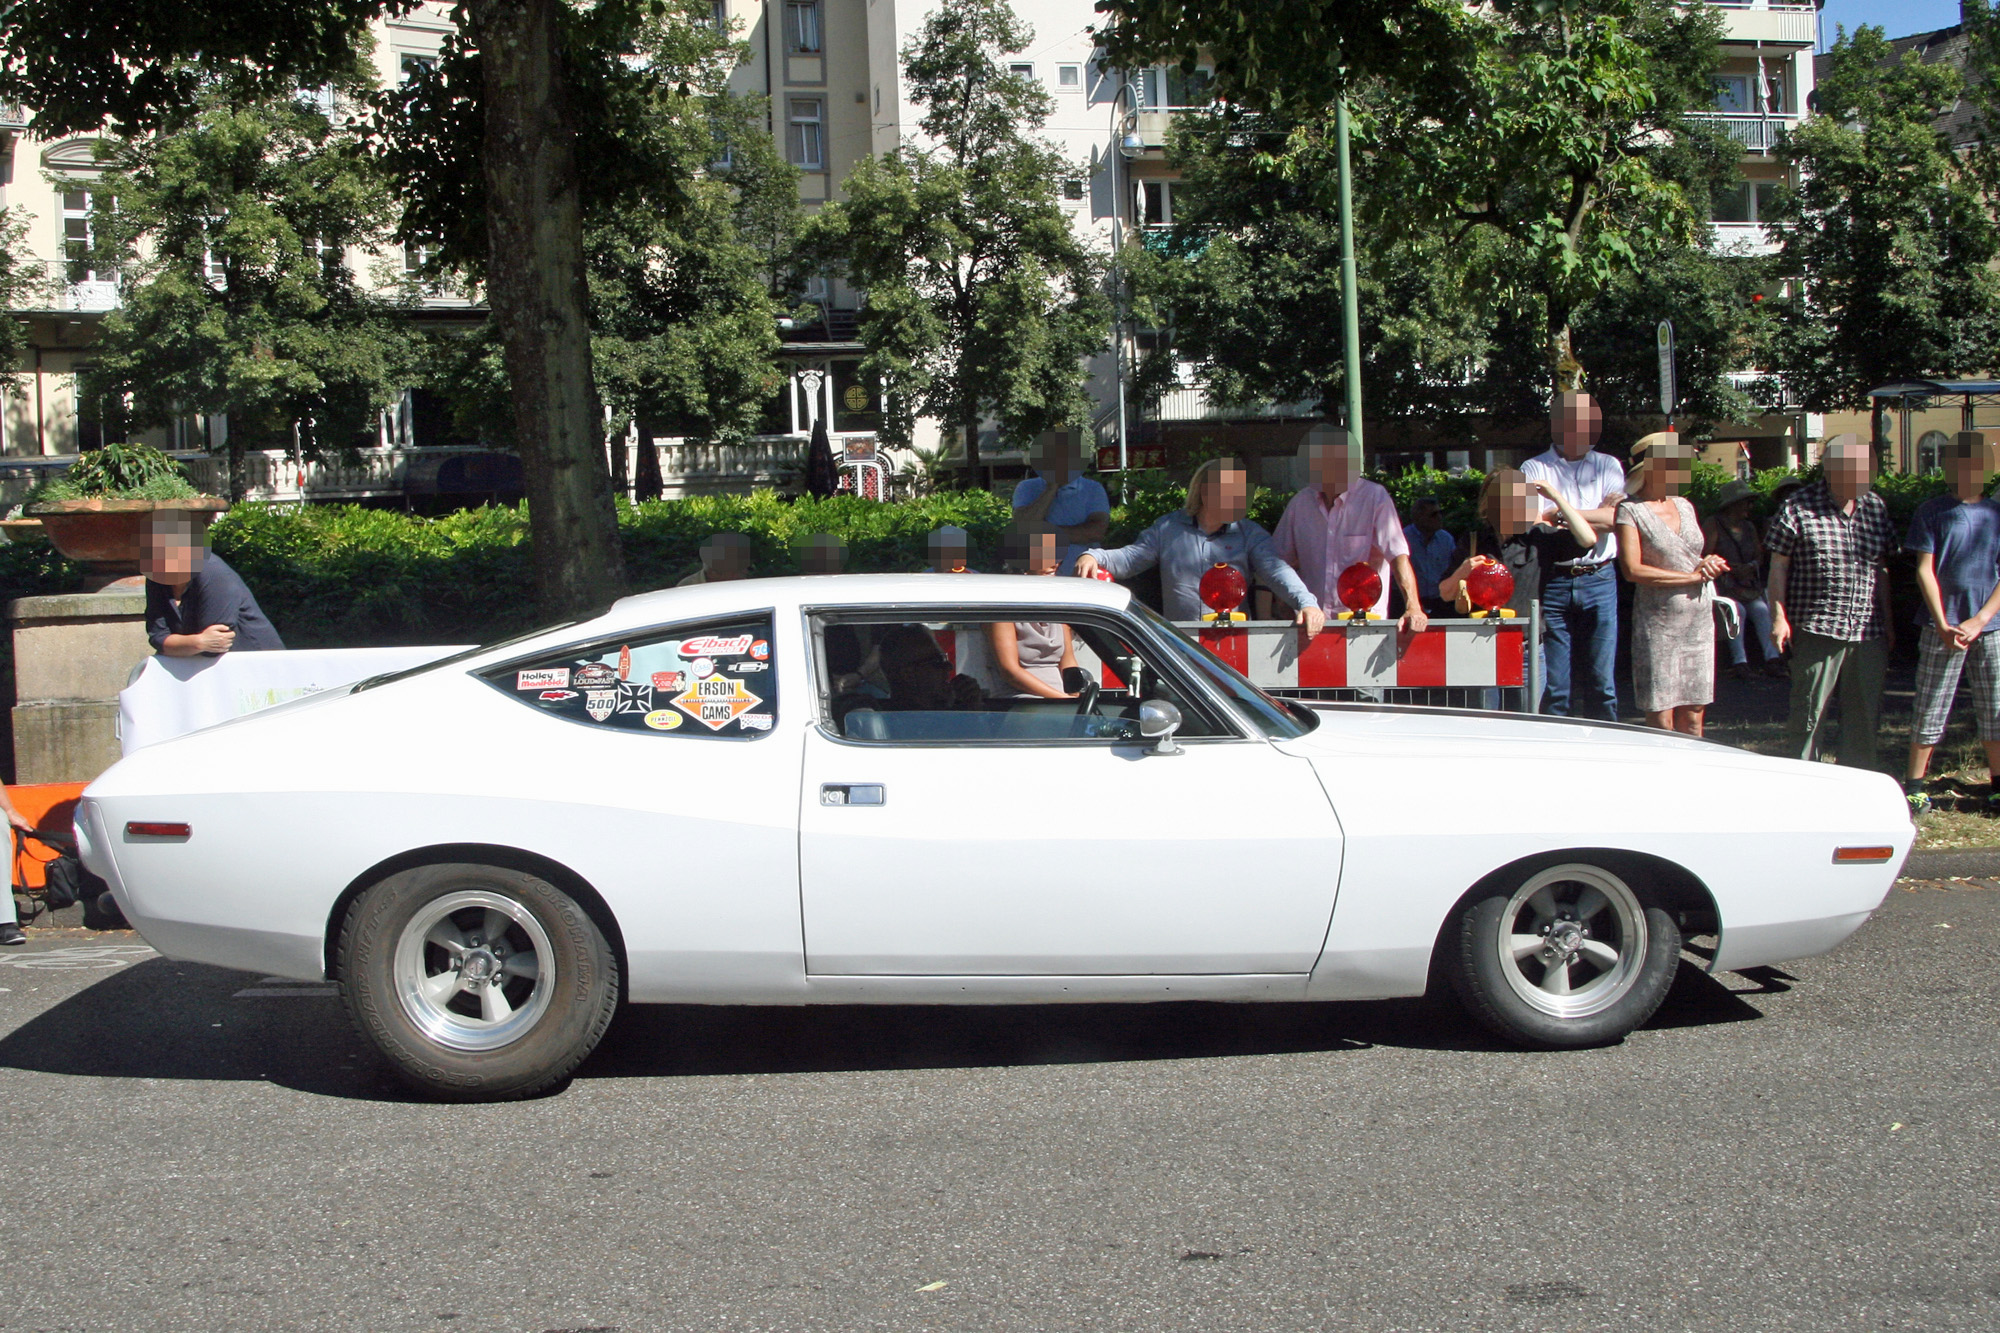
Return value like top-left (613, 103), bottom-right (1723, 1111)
top-left (25, 497), bottom-right (231, 591)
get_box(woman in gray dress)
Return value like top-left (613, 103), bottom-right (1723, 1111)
top-left (989, 528), bottom-right (1079, 698)
top-left (1615, 434), bottom-right (1730, 735)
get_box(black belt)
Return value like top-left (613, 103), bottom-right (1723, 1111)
top-left (1551, 562), bottom-right (1610, 577)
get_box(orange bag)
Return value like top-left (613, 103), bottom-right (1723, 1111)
top-left (7, 781), bottom-right (88, 895)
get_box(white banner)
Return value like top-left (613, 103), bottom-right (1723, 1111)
top-left (119, 645), bottom-right (470, 755)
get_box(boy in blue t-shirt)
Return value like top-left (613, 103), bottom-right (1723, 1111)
top-left (1905, 430), bottom-right (2000, 813)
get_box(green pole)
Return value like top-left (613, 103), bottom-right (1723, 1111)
top-left (1336, 96), bottom-right (1364, 460)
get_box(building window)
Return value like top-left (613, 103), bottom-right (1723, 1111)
top-left (711, 0), bottom-right (728, 32)
top-left (1009, 62), bottom-right (1035, 80)
top-left (1057, 64), bottom-right (1081, 90)
top-left (398, 53), bottom-right (437, 84)
top-left (1918, 430), bottom-right (1951, 475)
top-left (1062, 178), bottom-right (1085, 202)
top-left (1711, 74), bottom-right (1751, 114)
top-left (786, 0), bottom-right (822, 54)
top-left (60, 187), bottom-right (113, 283)
top-left (1139, 179), bottom-right (1173, 227)
top-left (787, 97), bottom-right (825, 170)
top-left (1712, 178), bottom-right (1779, 224)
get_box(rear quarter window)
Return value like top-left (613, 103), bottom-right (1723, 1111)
top-left (481, 616), bottom-right (777, 738)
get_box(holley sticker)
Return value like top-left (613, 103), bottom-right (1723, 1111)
top-left (584, 689), bottom-right (617, 722)
top-left (517, 668), bottom-right (569, 690)
top-left (672, 675), bottom-right (763, 731)
top-left (678, 634), bottom-right (754, 658)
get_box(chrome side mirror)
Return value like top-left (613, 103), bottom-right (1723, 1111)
top-left (1138, 699), bottom-right (1183, 755)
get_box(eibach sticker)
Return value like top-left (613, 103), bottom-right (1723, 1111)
top-left (749, 639), bottom-right (770, 661)
top-left (517, 668), bottom-right (569, 690)
top-left (574, 663), bottom-right (617, 687)
top-left (678, 634), bottom-right (754, 658)
top-left (538, 690), bottom-right (578, 702)
top-left (672, 674), bottom-right (763, 730)
top-left (614, 682), bottom-right (654, 715)
top-left (643, 709), bottom-right (681, 730)
top-left (738, 712), bottom-right (773, 731)
top-left (584, 689), bottom-right (617, 722)
top-left (651, 671), bottom-right (683, 691)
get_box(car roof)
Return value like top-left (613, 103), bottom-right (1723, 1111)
top-left (603, 573), bottom-right (1135, 626)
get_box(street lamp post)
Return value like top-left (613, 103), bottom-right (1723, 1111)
top-left (1335, 96), bottom-right (1364, 461)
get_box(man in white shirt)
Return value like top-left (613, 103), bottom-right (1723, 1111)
top-left (1520, 392), bottom-right (1625, 719)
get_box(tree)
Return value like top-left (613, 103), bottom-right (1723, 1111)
top-left (1764, 25), bottom-right (2000, 414)
top-left (1, 0), bottom-right (627, 618)
top-left (0, 209), bottom-right (49, 378)
top-left (381, 5), bottom-right (799, 483)
top-left (78, 68), bottom-right (421, 499)
top-left (802, 0), bottom-right (1107, 476)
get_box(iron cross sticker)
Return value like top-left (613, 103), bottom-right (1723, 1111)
top-left (672, 673), bottom-right (763, 731)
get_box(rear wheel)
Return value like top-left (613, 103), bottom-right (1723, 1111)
top-left (1445, 862), bottom-right (1680, 1048)
top-left (338, 863), bottom-right (618, 1100)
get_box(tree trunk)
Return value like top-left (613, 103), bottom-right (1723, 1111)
top-left (961, 397), bottom-right (981, 489)
top-left (465, 0), bottom-right (626, 617)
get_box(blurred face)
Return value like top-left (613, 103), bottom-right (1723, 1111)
top-left (140, 514), bottom-right (207, 584)
top-left (1304, 439), bottom-right (1359, 501)
top-left (880, 633), bottom-right (953, 706)
top-left (1199, 467), bottom-right (1249, 527)
top-left (1034, 436), bottom-right (1079, 485)
top-left (801, 535), bottom-right (845, 575)
top-left (1412, 501), bottom-right (1442, 534)
top-left (1950, 448), bottom-right (1987, 501)
top-left (1552, 393), bottom-right (1603, 461)
top-left (1826, 443), bottom-right (1872, 503)
top-left (930, 533), bottom-right (968, 573)
top-left (1721, 498), bottom-right (1752, 524)
top-left (1642, 451), bottom-right (1693, 500)
top-left (1026, 531), bottom-right (1061, 575)
top-left (702, 534), bottom-right (751, 581)
top-left (1488, 479), bottom-right (1536, 538)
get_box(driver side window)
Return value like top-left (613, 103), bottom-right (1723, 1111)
top-left (812, 611), bottom-right (1231, 744)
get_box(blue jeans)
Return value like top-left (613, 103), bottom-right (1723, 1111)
top-left (1541, 565), bottom-right (1619, 720)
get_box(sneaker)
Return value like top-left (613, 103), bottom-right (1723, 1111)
top-left (1982, 788), bottom-right (2000, 817)
top-left (1905, 780), bottom-right (1934, 817)
top-left (0, 922), bottom-right (24, 946)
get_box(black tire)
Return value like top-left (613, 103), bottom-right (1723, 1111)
top-left (1444, 860), bottom-right (1680, 1049)
top-left (338, 863), bottom-right (619, 1101)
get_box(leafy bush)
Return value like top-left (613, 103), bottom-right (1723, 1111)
top-left (25, 440), bottom-right (199, 503)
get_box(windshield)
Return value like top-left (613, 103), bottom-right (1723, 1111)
top-left (349, 618), bottom-right (586, 694)
top-left (1130, 602), bottom-right (1312, 740)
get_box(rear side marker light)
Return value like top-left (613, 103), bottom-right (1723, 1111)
top-left (126, 822), bottom-right (191, 839)
top-left (1833, 846), bottom-right (1894, 864)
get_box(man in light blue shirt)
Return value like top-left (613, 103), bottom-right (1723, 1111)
top-left (1011, 431), bottom-right (1110, 575)
top-left (1402, 495), bottom-right (1457, 614)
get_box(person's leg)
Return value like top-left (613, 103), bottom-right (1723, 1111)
top-left (1540, 578), bottom-right (1576, 716)
top-left (1837, 636), bottom-right (1890, 771)
top-left (1963, 634), bottom-right (2000, 807)
top-left (1745, 596), bottom-right (1780, 665)
top-left (1576, 568), bottom-right (1620, 721)
top-left (1907, 628), bottom-right (1962, 784)
top-left (1786, 631), bottom-right (1846, 762)
top-left (1642, 708), bottom-right (1673, 730)
top-left (0, 827), bottom-right (20, 945)
top-left (1676, 705), bottom-right (1705, 737)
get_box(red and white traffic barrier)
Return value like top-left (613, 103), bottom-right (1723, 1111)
top-left (1176, 619), bottom-right (1528, 692)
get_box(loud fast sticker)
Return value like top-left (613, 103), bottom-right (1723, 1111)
top-left (672, 674), bottom-right (763, 731)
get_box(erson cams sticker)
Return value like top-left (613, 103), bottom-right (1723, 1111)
top-left (672, 674), bottom-right (763, 731)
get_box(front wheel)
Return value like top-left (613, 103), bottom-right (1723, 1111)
top-left (1445, 862), bottom-right (1680, 1049)
top-left (338, 863), bottom-right (619, 1100)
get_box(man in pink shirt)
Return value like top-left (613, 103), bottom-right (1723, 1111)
top-left (1271, 427), bottom-right (1427, 631)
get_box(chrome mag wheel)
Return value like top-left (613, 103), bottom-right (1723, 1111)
top-left (392, 889), bottom-right (556, 1051)
top-left (1496, 864), bottom-right (1647, 1020)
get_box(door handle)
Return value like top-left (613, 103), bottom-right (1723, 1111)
top-left (821, 783), bottom-right (885, 806)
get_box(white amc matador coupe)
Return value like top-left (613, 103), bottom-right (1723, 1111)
top-left (76, 575), bottom-right (1911, 1100)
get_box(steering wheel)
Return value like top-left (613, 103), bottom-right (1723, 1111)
top-left (1073, 679), bottom-right (1101, 717)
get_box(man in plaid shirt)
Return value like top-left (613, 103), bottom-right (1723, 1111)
top-left (1766, 435), bottom-right (1896, 768)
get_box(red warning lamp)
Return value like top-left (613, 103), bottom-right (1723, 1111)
top-left (1198, 562), bottom-right (1248, 622)
top-left (1335, 562), bottom-right (1383, 620)
top-left (1464, 557), bottom-right (1517, 618)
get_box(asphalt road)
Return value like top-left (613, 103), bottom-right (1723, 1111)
top-left (0, 882), bottom-right (1995, 1333)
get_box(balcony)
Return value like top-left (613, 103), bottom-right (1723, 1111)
top-left (1151, 384), bottom-right (1318, 423)
top-left (0, 104), bottom-right (28, 132)
top-left (1689, 112), bottom-right (1798, 153)
top-left (1709, 1), bottom-right (1817, 47)
top-left (60, 281), bottom-right (119, 312)
top-left (1710, 221), bottom-right (1780, 256)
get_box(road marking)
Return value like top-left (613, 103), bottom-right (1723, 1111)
top-left (0, 944), bottom-right (156, 970)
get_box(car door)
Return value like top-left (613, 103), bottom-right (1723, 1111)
top-left (796, 608), bottom-right (1344, 975)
